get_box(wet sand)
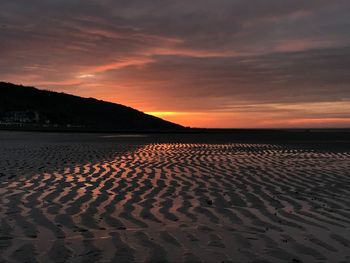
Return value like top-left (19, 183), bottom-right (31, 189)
top-left (0, 131), bottom-right (350, 262)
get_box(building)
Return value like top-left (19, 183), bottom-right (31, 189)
top-left (0, 110), bottom-right (40, 124)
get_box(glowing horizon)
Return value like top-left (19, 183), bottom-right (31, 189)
top-left (148, 110), bottom-right (350, 129)
top-left (1, 1), bottom-right (350, 128)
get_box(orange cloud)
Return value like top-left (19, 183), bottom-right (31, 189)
top-left (78, 57), bottom-right (155, 75)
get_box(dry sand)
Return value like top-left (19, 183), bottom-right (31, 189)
top-left (0, 131), bottom-right (350, 262)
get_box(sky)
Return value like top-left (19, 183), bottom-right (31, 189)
top-left (1, 0), bottom-right (350, 128)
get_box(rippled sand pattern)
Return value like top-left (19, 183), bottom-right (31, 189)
top-left (1, 140), bottom-right (350, 262)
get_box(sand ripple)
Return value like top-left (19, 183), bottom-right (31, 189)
top-left (1, 137), bottom-right (350, 262)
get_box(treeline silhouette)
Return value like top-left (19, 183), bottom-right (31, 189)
top-left (0, 82), bottom-right (184, 131)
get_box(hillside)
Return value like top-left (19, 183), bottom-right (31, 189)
top-left (0, 82), bottom-right (184, 131)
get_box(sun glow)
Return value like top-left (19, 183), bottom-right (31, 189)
top-left (146, 111), bottom-right (180, 117)
top-left (77, 74), bottom-right (95, 79)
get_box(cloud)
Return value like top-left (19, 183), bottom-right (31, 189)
top-left (99, 46), bottom-right (350, 109)
top-left (0, 0), bottom-right (350, 127)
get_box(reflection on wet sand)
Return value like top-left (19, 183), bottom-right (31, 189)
top-left (0, 135), bottom-right (350, 262)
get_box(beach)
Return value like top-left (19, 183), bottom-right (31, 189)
top-left (0, 131), bottom-right (349, 262)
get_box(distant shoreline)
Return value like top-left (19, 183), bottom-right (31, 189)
top-left (1, 125), bottom-right (350, 145)
top-left (1, 124), bottom-right (350, 133)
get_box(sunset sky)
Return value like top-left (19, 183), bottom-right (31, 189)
top-left (1, 0), bottom-right (350, 128)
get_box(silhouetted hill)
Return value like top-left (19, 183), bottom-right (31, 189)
top-left (0, 82), bottom-right (184, 131)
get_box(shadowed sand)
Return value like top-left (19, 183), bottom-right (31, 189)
top-left (0, 132), bottom-right (350, 262)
